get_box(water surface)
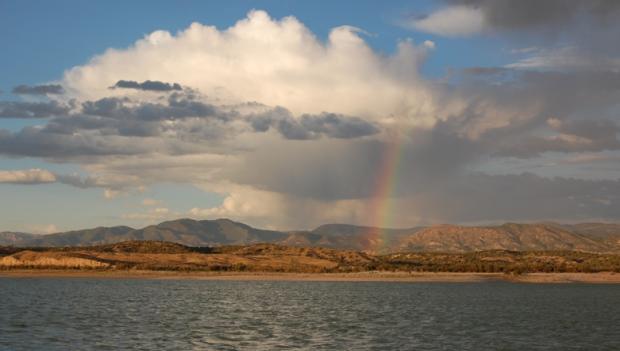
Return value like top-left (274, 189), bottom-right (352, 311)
top-left (1, 278), bottom-right (619, 350)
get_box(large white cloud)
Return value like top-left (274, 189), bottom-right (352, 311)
top-left (62, 10), bottom-right (438, 126)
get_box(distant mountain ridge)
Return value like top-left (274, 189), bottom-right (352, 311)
top-left (2, 219), bottom-right (620, 253)
top-left (398, 223), bottom-right (618, 253)
top-left (0, 232), bottom-right (38, 246)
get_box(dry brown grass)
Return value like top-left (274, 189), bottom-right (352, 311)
top-left (1, 241), bottom-right (619, 274)
top-left (0, 251), bottom-right (110, 269)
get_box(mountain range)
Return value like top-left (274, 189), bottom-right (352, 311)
top-left (2, 218), bottom-right (620, 254)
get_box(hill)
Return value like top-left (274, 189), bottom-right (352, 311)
top-left (0, 232), bottom-right (38, 246)
top-left (20, 219), bottom-right (287, 248)
top-left (397, 223), bottom-right (617, 253)
top-left (276, 225), bottom-right (417, 252)
top-left (0, 241), bottom-right (374, 272)
top-left (2, 219), bottom-right (619, 254)
top-left (1, 240), bottom-right (619, 274)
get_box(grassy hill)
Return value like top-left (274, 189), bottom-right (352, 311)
top-left (1, 240), bottom-right (619, 273)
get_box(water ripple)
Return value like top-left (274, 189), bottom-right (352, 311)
top-left (0, 279), bottom-right (619, 350)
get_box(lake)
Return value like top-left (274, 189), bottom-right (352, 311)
top-left (0, 278), bottom-right (619, 350)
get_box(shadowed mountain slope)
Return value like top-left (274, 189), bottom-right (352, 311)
top-left (0, 232), bottom-right (37, 246)
top-left (20, 219), bottom-right (287, 248)
top-left (2, 219), bottom-right (620, 253)
top-left (398, 223), bottom-right (616, 253)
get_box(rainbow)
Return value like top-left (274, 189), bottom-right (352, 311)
top-left (364, 130), bottom-right (405, 253)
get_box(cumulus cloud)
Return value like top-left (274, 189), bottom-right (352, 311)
top-left (0, 169), bottom-right (56, 184)
top-left (61, 10), bottom-right (437, 124)
top-left (110, 80), bottom-right (182, 91)
top-left (12, 84), bottom-right (64, 95)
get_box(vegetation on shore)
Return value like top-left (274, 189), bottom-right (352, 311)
top-left (1, 241), bottom-right (619, 274)
top-left (377, 251), bottom-right (620, 274)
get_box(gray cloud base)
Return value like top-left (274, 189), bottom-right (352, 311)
top-left (250, 107), bottom-right (380, 140)
top-left (111, 80), bottom-right (183, 92)
top-left (0, 101), bottom-right (70, 119)
top-left (448, 0), bottom-right (620, 31)
top-left (0, 91), bottom-right (381, 160)
top-left (12, 84), bottom-right (65, 95)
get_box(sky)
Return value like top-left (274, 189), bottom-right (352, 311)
top-left (1, 0), bottom-right (620, 233)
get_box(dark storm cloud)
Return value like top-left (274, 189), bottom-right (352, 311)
top-left (439, 68), bottom-right (620, 159)
top-left (225, 125), bottom-right (479, 201)
top-left (509, 71), bottom-right (620, 122)
top-left (458, 65), bottom-right (620, 101)
top-left (0, 100), bottom-right (234, 158)
top-left (250, 107), bottom-right (380, 140)
top-left (81, 95), bottom-right (223, 121)
top-left (556, 119), bottom-right (620, 141)
top-left (497, 135), bottom-right (620, 159)
top-left (415, 0), bottom-right (620, 71)
top-left (407, 172), bottom-right (620, 223)
top-left (296, 113), bottom-right (380, 139)
top-left (0, 101), bottom-right (70, 118)
top-left (12, 84), bottom-right (65, 95)
top-left (43, 114), bottom-right (163, 137)
top-left (496, 119), bottom-right (620, 158)
top-left (111, 80), bottom-right (182, 92)
top-left (448, 0), bottom-right (620, 31)
top-left (461, 67), bottom-right (509, 76)
top-left (0, 127), bottom-right (155, 158)
top-left (223, 128), bottom-right (620, 222)
top-left (0, 91), bottom-right (379, 160)
top-left (67, 98), bottom-right (377, 140)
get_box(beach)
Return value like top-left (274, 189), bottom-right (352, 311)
top-left (2, 270), bottom-right (619, 283)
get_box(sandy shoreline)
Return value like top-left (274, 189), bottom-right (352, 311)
top-left (1, 270), bottom-right (619, 283)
